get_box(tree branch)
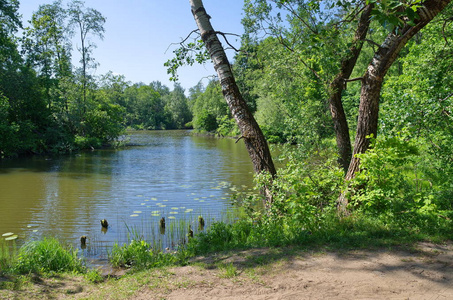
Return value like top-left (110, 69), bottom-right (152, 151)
top-left (215, 31), bottom-right (241, 52)
top-left (344, 77), bottom-right (364, 83)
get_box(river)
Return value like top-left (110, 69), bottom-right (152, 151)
top-left (0, 130), bottom-right (256, 260)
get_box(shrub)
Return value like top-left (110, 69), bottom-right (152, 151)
top-left (13, 237), bottom-right (85, 274)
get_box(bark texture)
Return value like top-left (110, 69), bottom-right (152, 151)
top-left (338, 0), bottom-right (452, 213)
top-left (190, 0), bottom-right (276, 204)
top-left (328, 4), bottom-right (373, 172)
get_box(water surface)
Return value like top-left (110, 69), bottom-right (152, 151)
top-left (0, 130), bottom-right (255, 259)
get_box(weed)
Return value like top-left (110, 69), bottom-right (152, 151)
top-left (85, 268), bottom-right (104, 283)
top-left (12, 237), bottom-right (85, 275)
top-left (217, 262), bottom-right (238, 278)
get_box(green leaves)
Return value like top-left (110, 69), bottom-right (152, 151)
top-left (165, 39), bottom-right (209, 82)
top-left (367, 0), bottom-right (422, 32)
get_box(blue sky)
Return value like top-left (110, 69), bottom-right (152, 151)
top-left (18, 0), bottom-right (245, 91)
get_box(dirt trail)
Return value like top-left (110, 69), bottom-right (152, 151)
top-left (138, 242), bottom-right (453, 300)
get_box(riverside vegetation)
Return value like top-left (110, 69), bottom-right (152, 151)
top-left (1, 0), bottom-right (453, 298)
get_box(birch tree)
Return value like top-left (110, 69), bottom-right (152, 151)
top-left (189, 0), bottom-right (276, 205)
top-left (67, 0), bottom-right (105, 115)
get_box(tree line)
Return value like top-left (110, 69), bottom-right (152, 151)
top-left (0, 0), bottom-right (216, 158)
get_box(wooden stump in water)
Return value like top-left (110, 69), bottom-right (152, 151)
top-left (80, 235), bottom-right (87, 249)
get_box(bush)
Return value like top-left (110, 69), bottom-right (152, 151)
top-left (13, 237), bottom-right (85, 274)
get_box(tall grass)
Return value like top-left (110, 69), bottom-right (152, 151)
top-left (12, 237), bottom-right (85, 274)
top-left (0, 240), bottom-right (17, 275)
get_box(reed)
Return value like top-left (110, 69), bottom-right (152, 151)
top-left (0, 239), bottom-right (17, 275)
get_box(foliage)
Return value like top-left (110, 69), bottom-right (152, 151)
top-left (191, 81), bottom-right (228, 131)
top-left (347, 135), bottom-right (453, 236)
top-left (85, 268), bottom-right (104, 283)
top-left (162, 83), bottom-right (192, 129)
top-left (12, 237), bottom-right (85, 275)
top-left (164, 38), bottom-right (209, 82)
top-left (109, 239), bottom-right (176, 271)
top-left (195, 109), bottom-right (218, 132)
top-left (0, 1), bottom-right (197, 158)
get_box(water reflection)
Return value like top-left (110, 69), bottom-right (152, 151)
top-left (0, 130), bottom-right (257, 258)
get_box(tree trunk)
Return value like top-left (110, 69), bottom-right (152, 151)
top-left (189, 0), bottom-right (276, 205)
top-left (328, 4), bottom-right (373, 172)
top-left (338, 0), bottom-right (452, 213)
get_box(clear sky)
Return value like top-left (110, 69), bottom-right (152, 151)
top-left (18, 0), bottom-right (245, 91)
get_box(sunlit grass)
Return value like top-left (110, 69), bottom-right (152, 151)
top-left (9, 237), bottom-right (85, 275)
top-left (0, 239), bottom-right (17, 275)
top-left (217, 262), bottom-right (238, 278)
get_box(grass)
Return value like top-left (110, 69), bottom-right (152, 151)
top-left (0, 202), bottom-right (451, 298)
top-left (9, 237), bottom-right (85, 275)
top-left (217, 262), bottom-right (239, 278)
top-left (109, 239), bottom-right (177, 270)
top-left (0, 240), bottom-right (16, 274)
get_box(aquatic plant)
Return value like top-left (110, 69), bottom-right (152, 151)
top-left (109, 239), bottom-right (176, 270)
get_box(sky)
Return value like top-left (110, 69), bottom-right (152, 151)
top-left (18, 0), bottom-right (246, 91)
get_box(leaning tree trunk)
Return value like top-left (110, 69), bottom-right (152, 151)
top-left (337, 0), bottom-right (452, 213)
top-left (190, 0), bottom-right (276, 205)
top-left (328, 4), bottom-right (373, 172)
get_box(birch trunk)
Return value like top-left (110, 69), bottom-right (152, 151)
top-left (189, 0), bottom-right (276, 204)
top-left (338, 0), bottom-right (452, 213)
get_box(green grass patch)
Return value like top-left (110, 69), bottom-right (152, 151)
top-left (109, 239), bottom-right (177, 270)
top-left (12, 237), bottom-right (85, 275)
top-left (217, 262), bottom-right (239, 278)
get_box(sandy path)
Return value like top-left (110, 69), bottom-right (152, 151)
top-left (137, 242), bottom-right (453, 300)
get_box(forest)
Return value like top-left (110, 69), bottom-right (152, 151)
top-left (0, 0), bottom-right (453, 296)
top-left (1, 0), bottom-right (453, 249)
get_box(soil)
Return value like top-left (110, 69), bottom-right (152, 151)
top-left (1, 241), bottom-right (452, 299)
top-left (139, 242), bottom-right (453, 300)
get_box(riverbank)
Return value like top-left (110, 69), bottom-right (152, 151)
top-left (1, 241), bottom-right (452, 299)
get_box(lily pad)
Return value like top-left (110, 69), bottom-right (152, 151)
top-left (133, 211), bottom-right (142, 214)
top-left (171, 207), bottom-right (179, 210)
top-left (169, 211), bottom-right (178, 215)
top-left (130, 214), bottom-right (139, 217)
top-left (168, 216), bottom-right (176, 219)
top-left (2, 232), bottom-right (14, 237)
top-left (5, 235), bottom-right (18, 241)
